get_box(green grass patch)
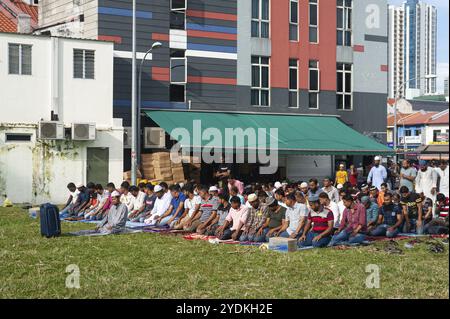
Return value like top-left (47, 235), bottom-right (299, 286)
top-left (0, 207), bottom-right (448, 299)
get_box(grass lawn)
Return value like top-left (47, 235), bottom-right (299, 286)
top-left (0, 207), bottom-right (448, 299)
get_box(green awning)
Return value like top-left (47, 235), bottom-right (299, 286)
top-left (144, 110), bottom-right (393, 155)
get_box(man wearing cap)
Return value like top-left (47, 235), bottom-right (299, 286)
top-left (240, 194), bottom-right (269, 242)
top-left (254, 197), bottom-right (287, 242)
top-left (209, 186), bottom-right (219, 199)
top-left (144, 184), bottom-right (172, 225)
top-left (299, 182), bottom-right (309, 198)
top-left (400, 160), bottom-right (417, 192)
top-left (330, 194), bottom-right (367, 246)
top-left (298, 194), bottom-right (335, 248)
top-left (322, 177), bottom-right (340, 204)
top-left (367, 156), bottom-right (387, 191)
top-left (186, 186), bottom-right (220, 233)
top-left (415, 160), bottom-right (437, 202)
top-left (357, 184), bottom-right (370, 201)
top-left (216, 196), bottom-right (248, 240)
top-left (361, 196), bottom-right (379, 232)
top-left (154, 184), bottom-right (186, 227)
top-left (279, 193), bottom-right (309, 239)
top-left (96, 191), bottom-right (128, 234)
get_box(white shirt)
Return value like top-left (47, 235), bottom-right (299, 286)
top-left (285, 203), bottom-right (309, 235)
top-left (70, 190), bottom-right (80, 204)
top-left (151, 191), bottom-right (173, 216)
top-left (132, 191), bottom-right (146, 212)
top-left (326, 201), bottom-right (341, 228)
top-left (435, 166), bottom-right (449, 197)
top-left (322, 186), bottom-right (340, 203)
top-left (120, 192), bottom-right (134, 212)
top-left (337, 200), bottom-right (345, 221)
top-left (185, 195), bottom-right (201, 217)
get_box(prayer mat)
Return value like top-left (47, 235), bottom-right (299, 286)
top-left (68, 229), bottom-right (143, 237)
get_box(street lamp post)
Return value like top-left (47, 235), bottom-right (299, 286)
top-left (137, 42), bottom-right (162, 168)
top-left (131, 0), bottom-right (137, 186)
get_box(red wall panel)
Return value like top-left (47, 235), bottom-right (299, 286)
top-left (271, 0), bottom-right (336, 91)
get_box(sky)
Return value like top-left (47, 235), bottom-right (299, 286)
top-left (389, 0), bottom-right (449, 94)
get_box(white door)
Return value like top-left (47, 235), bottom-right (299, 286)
top-left (286, 155), bottom-right (333, 182)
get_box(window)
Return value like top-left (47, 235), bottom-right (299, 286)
top-left (308, 60), bottom-right (319, 109)
top-left (251, 0), bottom-right (270, 38)
top-left (309, 0), bottom-right (318, 43)
top-left (5, 134), bottom-right (32, 142)
top-left (170, 49), bottom-right (186, 102)
top-left (336, 63), bottom-right (352, 110)
top-left (337, 0), bottom-right (352, 46)
top-left (8, 43), bottom-right (32, 75)
top-left (289, 0), bottom-right (299, 41)
top-left (289, 59), bottom-right (298, 108)
top-left (73, 49), bottom-right (95, 79)
top-left (170, 0), bottom-right (186, 30)
top-left (251, 56), bottom-right (270, 106)
top-left (433, 130), bottom-right (442, 142)
top-left (415, 129), bottom-right (421, 136)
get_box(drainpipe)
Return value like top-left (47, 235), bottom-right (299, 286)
top-left (50, 37), bottom-right (60, 121)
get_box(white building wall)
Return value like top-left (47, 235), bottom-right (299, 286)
top-left (0, 33), bottom-right (122, 204)
top-left (425, 125), bottom-right (450, 145)
top-left (388, 5), bottom-right (404, 98)
top-left (38, 0), bottom-right (98, 39)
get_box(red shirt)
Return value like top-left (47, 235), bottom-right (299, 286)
top-left (348, 171), bottom-right (358, 187)
top-left (308, 208), bottom-right (334, 233)
top-left (341, 203), bottom-right (367, 233)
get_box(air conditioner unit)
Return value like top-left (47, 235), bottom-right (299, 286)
top-left (72, 123), bottom-right (96, 141)
top-left (38, 121), bottom-right (64, 140)
top-left (123, 127), bottom-right (132, 149)
top-left (144, 127), bottom-right (166, 149)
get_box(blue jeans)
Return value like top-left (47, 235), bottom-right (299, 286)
top-left (239, 232), bottom-right (257, 242)
top-left (330, 230), bottom-right (367, 246)
top-left (403, 219), bottom-right (423, 235)
top-left (59, 203), bottom-right (75, 218)
top-left (158, 215), bottom-right (179, 227)
top-left (369, 224), bottom-right (400, 238)
top-left (253, 228), bottom-right (270, 242)
top-left (298, 232), bottom-right (332, 248)
top-left (279, 230), bottom-right (303, 239)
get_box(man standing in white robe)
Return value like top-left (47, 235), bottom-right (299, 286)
top-left (435, 160), bottom-right (449, 197)
top-left (415, 160), bottom-right (437, 202)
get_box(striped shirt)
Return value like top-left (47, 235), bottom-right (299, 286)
top-left (308, 208), bottom-right (334, 233)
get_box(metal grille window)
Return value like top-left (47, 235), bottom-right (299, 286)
top-left (8, 43), bottom-right (32, 75)
top-left (289, 0), bottom-right (299, 41)
top-left (289, 59), bottom-right (299, 108)
top-left (309, 60), bottom-right (319, 109)
top-left (251, 56), bottom-right (270, 106)
top-left (251, 0), bottom-right (270, 38)
top-left (309, 0), bottom-right (318, 43)
top-left (336, 63), bottom-right (352, 110)
top-left (73, 49), bottom-right (95, 79)
top-left (337, 0), bottom-right (352, 46)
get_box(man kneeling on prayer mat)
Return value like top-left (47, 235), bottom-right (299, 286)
top-left (215, 196), bottom-right (248, 240)
top-left (95, 191), bottom-right (128, 234)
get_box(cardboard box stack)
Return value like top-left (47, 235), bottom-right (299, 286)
top-left (141, 152), bottom-right (187, 184)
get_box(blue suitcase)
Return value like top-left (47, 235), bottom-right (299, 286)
top-left (40, 203), bottom-right (61, 238)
